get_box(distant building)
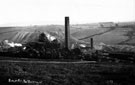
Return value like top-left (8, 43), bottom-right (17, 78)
top-left (100, 22), bottom-right (116, 28)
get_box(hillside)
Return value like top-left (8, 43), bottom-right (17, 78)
top-left (0, 22), bottom-right (135, 46)
top-left (0, 25), bottom-right (87, 49)
top-left (72, 22), bottom-right (135, 45)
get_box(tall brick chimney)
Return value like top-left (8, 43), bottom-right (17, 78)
top-left (65, 17), bottom-right (70, 50)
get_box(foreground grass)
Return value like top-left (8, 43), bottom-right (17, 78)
top-left (0, 61), bottom-right (135, 85)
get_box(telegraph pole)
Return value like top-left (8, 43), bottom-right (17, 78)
top-left (90, 38), bottom-right (93, 49)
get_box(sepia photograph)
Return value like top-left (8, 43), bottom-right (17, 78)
top-left (0, 0), bottom-right (135, 85)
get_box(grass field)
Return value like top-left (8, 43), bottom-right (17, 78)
top-left (0, 60), bottom-right (135, 85)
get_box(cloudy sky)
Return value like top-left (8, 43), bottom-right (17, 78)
top-left (0, 0), bottom-right (134, 26)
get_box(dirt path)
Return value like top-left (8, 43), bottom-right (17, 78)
top-left (0, 59), bottom-right (97, 64)
top-left (0, 57), bottom-right (97, 64)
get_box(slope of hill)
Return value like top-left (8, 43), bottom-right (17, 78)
top-left (71, 23), bottom-right (135, 45)
top-left (0, 22), bottom-right (135, 47)
top-left (0, 25), bottom-right (88, 49)
top-left (87, 27), bottom-right (129, 45)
